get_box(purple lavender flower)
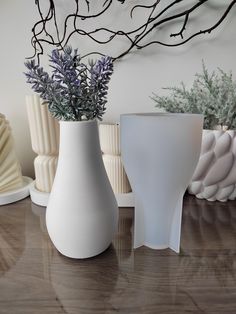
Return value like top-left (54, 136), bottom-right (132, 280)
top-left (89, 56), bottom-right (114, 119)
top-left (24, 47), bottom-right (114, 121)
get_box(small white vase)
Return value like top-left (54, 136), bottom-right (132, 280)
top-left (46, 120), bottom-right (118, 259)
top-left (121, 113), bottom-right (203, 253)
top-left (188, 129), bottom-right (236, 201)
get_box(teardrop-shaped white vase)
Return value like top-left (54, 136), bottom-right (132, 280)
top-left (46, 120), bottom-right (118, 259)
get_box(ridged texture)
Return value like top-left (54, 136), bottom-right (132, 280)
top-left (26, 95), bottom-right (59, 192)
top-left (188, 130), bottom-right (236, 202)
top-left (26, 95), bottom-right (59, 155)
top-left (102, 155), bottom-right (131, 193)
top-left (99, 124), bottom-right (131, 193)
top-left (0, 114), bottom-right (24, 193)
top-left (34, 156), bottom-right (58, 193)
top-left (99, 123), bottom-right (120, 155)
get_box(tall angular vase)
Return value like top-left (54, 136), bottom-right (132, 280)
top-left (120, 113), bottom-right (203, 253)
top-left (46, 120), bottom-right (118, 259)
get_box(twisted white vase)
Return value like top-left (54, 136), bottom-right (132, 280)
top-left (188, 129), bottom-right (236, 202)
top-left (0, 114), bottom-right (23, 192)
top-left (121, 113), bottom-right (203, 253)
top-left (0, 114), bottom-right (32, 205)
top-left (46, 120), bottom-right (118, 258)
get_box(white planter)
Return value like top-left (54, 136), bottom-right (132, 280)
top-left (46, 120), bottom-right (118, 259)
top-left (188, 129), bottom-right (236, 202)
top-left (121, 113), bottom-right (203, 253)
top-left (99, 123), bottom-right (131, 194)
top-left (26, 95), bottom-right (59, 194)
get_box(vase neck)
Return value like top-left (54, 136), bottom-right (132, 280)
top-left (59, 120), bottom-right (100, 154)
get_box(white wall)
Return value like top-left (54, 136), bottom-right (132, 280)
top-left (0, 0), bottom-right (37, 177)
top-left (0, 0), bottom-right (236, 176)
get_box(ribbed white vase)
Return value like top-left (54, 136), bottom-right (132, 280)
top-left (188, 129), bottom-right (236, 202)
top-left (46, 120), bottom-right (118, 259)
top-left (99, 123), bottom-right (131, 194)
top-left (26, 95), bottom-right (59, 193)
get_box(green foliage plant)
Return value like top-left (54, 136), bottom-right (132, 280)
top-left (151, 62), bottom-right (236, 130)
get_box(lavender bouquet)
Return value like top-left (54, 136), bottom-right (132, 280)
top-left (24, 46), bottom-right (114, 121)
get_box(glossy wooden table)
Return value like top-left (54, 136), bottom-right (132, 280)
top-left (0, 196), bottom-right (236, 313)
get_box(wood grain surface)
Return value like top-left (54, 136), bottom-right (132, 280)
top-left (0, 196), bottom-right (236, 313)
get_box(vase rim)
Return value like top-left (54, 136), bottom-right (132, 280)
top-left (59, 119), bottom-right (97, 124)
top-left (99, 122), bottom-right (119, 126)
top-left (121, 113), bottom-right (203, 118)
top-left (204, 129), bottom-right (233, 132)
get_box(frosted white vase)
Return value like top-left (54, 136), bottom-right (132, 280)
top-left (99, 123), bottom-right (131, 194)
top-left (46, 120), bottom-right (118, 259)
top-left (26, 95), bottom-right (59, 194)
top-left (188, 129), bottom-right (236, 202)
top-left (120, 113), bottom-right (203, 253)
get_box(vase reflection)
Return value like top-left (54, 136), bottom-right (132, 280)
top-left (0, 203), bottom-right (26, 274)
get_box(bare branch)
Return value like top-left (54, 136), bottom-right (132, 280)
top-left (170, 13), bottom-right (189, 39)
top-left (136, 0), bottom-right (236, 50)
top-left (28, 0), bottom-right (236, 63)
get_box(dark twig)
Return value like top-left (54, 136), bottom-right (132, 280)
top-left (56, 0), bottom-right (113, 48)
top-left (170, 13), bottom-right (189, 39)
top-left (130, 1), bottom-right (160, 19)
top-left (137, 0), bottom-right (236, 50)
top-left (115, 0), bottom-right (208, 60)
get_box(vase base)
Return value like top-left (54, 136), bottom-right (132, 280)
top-left (0, 176), bottom-right (33, 205)
top-left (134, 243), bottom-right (169, 250)
top-left (29, 181), bottom-right (50, 207)
top-left (54, 242), bottom-right (112, 259)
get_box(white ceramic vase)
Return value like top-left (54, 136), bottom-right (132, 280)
top-left (46, 120), bottom-right (118, 259)
top-left (120, 113), bottom-right (203, 253)
top-left (188, 129), bottom-right (236, 202)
